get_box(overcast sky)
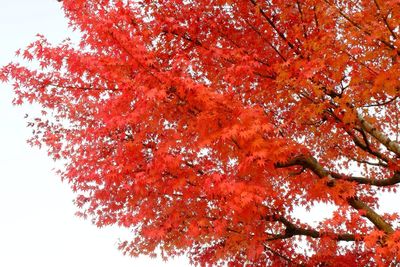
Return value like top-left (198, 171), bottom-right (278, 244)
top-left (0, 1), bottom-right (187, 266)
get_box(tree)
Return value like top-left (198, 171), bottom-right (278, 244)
top-left (1, 0), bottom-right (400, 265)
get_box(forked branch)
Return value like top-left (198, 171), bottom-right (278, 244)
top-left (275, 155), bottom-right (395, 234)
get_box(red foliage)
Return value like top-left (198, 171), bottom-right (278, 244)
top-left (2, 0), bottom-right (400, 265)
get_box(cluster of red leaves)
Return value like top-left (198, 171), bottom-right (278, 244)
top-left (2, 0), bottom-right (400, 265)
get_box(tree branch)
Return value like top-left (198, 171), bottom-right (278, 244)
top-left (327, 109), bottom-right (391, 163)
top-left (373, 0), bottom-right (397, 40)
top-left (263, 245), bottom-right (305, 266)
top-left (244, 19), bottom-right (287, 62)
top-left (296, 0), bottom-right (308, 39)
top-left (275, 155), bottom-right (395, 234)
top-left (249, 0), bottom-right (302, 57)
top-left (265, 215), bottom-right (357, 242)
top-left (330, 171), bottom-right (400, 186)
top-left (323, 0), bottom-right (399, 55)
top-left (348, 198), bottom-right (394, 234)
top-left (357, 113), bottom-right (400, 157)
top-left (349, 157), bottom-right (388, 167)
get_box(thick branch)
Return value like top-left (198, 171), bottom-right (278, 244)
top-left (327, 109), bottom-right (391, 162)
top-left (330, 171), bottom-right (400, 186)
top-left (275, 155), bottom-right (395, 234)
top-left (266, 216), bottom-right (357, 242)
top-left (275, 155), bottom-right (334, 181)
top-left (276, 156), bottom-right (400, 187)
top-left (348, 198), bottom-right (394, 234)
top-left (348, 129), bottom-right (390, 162)
top-left (357, 113), bottom-right (400, 156)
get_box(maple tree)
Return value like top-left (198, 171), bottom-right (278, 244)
top-left (2, 0), bottom-right (400, 265)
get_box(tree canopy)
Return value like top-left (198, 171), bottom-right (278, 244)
top-left (2, 0), bottom-right (400, 265)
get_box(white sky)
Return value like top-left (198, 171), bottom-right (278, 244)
top-left (0, 1), bottom-right (187, 266)
top-left (1, 1), bottom-right (399, 266)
